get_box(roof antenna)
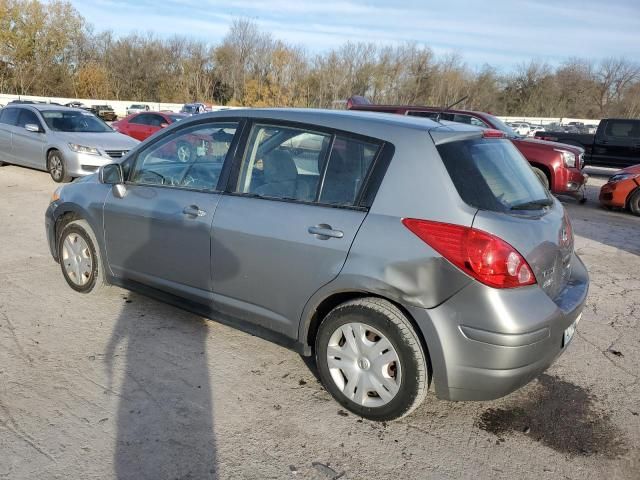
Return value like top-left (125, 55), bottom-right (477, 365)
top-left (435, 95), bottom-right (469, 123)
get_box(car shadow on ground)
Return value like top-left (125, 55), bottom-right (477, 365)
top-left (105, 291), bottom-right (217, 479)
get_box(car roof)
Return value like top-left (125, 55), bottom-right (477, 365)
top-left (4, 103), bottom-right (80, 112)
top-left (198, 108), bottom-right (450, 133)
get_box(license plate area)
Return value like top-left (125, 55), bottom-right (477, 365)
top-left (562, 313), bottom-right (582, 348)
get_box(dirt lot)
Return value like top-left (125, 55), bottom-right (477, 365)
top-left (1, 165), bottom-right (639, 479)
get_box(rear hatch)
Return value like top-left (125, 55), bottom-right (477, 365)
top-left (433, 131), bottom-right (573, 300)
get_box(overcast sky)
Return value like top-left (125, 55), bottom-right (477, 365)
top-left (67, 0), bottom-right (640, 70)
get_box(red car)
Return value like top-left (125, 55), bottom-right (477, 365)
top-left (113, 111), bottom-right (188, 141)
top-left (347, 97), bottom-right (588, 201)
top-left (599, 164), bottom-right (640, 215)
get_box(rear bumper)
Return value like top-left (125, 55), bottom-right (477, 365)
top-left (409, 253), bottom-right (589, 401)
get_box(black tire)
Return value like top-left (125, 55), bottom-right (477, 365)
top-left (48, 150), bottom-right (72, 183)
top-left (532, 167), bottom-right (550, 190)
top-left (176, 141), bottom-right (194, 163)
top-left (628, 189), bottom-right (640, 216)
top-left (57, 219), bottom-right (108, 294)
top-left (315, 297), bottom-right (429, 421)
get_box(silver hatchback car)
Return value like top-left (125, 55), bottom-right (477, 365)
top-left (45, 109), bottom-right (588, 420)
top-left (0, 103), bottom-right (138, 182)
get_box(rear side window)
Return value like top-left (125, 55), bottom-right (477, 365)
top-left (235, 124), bottom-right (381, 206)
top-left (437, 138), bottom-right (549, 212)
top-left (0, 108), bottom-right (20, 126)
top-left (319, 136), bottom-right (379, 206)
top-left (604, 120), bottom-right (640, 138)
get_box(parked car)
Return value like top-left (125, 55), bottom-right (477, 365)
top-left (510, 122), bottom-right (531, 136)
top-left (180, 103), bottom-right (207, 115)
top-left (528, 125), bottom-right (545, 137)
top-left (536, 118), bottom-right (640, 168)
top-left (65, 101), bottom-right (88, 109)
top-left (113, 111), bottom-right (187, 141)
top-left (0, 104), bottom-right (138, 182)
top-left (347, 97), bottom-right (588, 201)
top-left (45, 108), bottom-right (588, 420)
top-left (126, 104), bottom-right (150, 116)
top-left (89, 105), bottom-right (117, 122)
top-left (599, 164), bottom-right (640, 215)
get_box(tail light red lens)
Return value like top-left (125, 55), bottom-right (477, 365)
top-left (482, 129), bottom-right (506, 138)
top-left (402, 218), bottom-right (536, 289)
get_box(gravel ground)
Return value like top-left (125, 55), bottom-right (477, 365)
top-left (0, 165), bottom-right (638, 479)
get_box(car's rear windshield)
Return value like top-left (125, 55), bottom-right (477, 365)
top-left (42, 110), bottom-right (112, 133)
top-left (437, 138), bottom-right (551, 212)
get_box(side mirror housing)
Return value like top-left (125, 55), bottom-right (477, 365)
top-left (160, 122), bottom-right (169, 128)
top-left (100, 163), bottom-right (124, 185)
top-left (25, 123), bottom-right (42, 133)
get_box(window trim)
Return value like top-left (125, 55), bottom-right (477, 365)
top-left (124, 118), bottom-right (246, 193)
top-left (225, 118), bottom-right (387, 211)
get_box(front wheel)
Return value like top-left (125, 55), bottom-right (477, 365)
top-left (48, 150), bottom-right (72, 183)
top-left (58, 220), bottom-right (108, 293)
top-left (315, 298), bottom-right (429, 421)
top-left (628, 189), bottom-right (640, 216)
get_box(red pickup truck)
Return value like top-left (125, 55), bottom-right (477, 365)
top-left (347, 97), bottom-right (588, 201)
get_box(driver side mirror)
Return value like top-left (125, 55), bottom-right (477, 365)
top-left (25, 123), bottom-right (42, 133)
top-left (100, 163), bottom-right (124, 184)
top-left (100, 163), bottom-right (127, 198)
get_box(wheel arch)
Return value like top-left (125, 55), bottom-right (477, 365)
top-left (529, 162), bottom-right (552, 186)
top-left (51, 203), bottom-right (102, 261)
top-left (301, 288), bottom-right (433, 384)
top-left (625, 184), bottom-right (640, 211)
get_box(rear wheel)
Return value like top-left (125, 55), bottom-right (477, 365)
top-left (48, 150), bottom-right (72, 183)
top-left (532, 167), bottom-right (550, 190)
top-left (315, 298), bottom-right (429, 421)
top-left (628, 189), bottom-right (640, 216)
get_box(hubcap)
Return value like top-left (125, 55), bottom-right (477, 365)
top-left (61, 233), bottom-right (93, 286)
top-left (50, 155), bottom-right (63, 179)
top-left (326, 322), bottom-right (401, 407)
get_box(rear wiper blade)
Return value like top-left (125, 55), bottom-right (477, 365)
top-left (510, 198), bottom-right (553, 210)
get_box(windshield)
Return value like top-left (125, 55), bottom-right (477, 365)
top-left (437, 137), bottom-right (551, 212)
top-left (42, 110), bottom-right (113, 133)
top-left (485, 114), bottom-right (518, 137)
top-left (181, 105), bottom-right (196, 113)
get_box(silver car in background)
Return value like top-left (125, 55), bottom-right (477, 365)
top-left (0, 104), bottom-right (139, 182)
top-left (45, 109), bottom-right (588, 420)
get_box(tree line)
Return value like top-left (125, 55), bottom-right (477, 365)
top-left (1, 0), bottom-right (640, 118)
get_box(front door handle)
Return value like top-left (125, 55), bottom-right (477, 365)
top-left (308, 224), bottom-right (344, 240)
top-left (183, 205), bottom-right (206, 217)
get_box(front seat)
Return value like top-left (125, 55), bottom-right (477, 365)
top-left (253, 149), bottom-right (298, 198)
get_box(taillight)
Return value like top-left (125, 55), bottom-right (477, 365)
top-left (402, 219), bottom-right (536, 289)
top-left (482, 129), bottom-right (506, 138)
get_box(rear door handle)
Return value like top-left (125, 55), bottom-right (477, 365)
top-left (183, 205), bottom-right (206, 217)
top-left (308, 224), bottom-right (344, 240)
